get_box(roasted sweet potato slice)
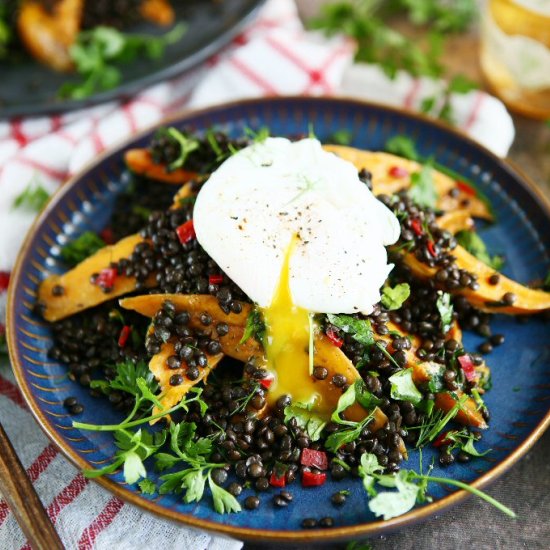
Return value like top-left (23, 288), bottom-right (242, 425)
top-left (149, 340), bottom-right (222, 421)
top-left (18, 0), bottom-right (83, 71)
top-left (38, 235), bottom-right (155, 322)
top-left (437, 210), bottom-right (474, 234)
top-left (435, 391), bottom-right (487, 429)
top-left (323, 146), bottom-right (492, 221)
top-left (139, 0), bottom-right (175, 25)
top-left (403, 245), bottom-right (550, 314)
top-left (125, 149), bottom-right (198, 184)
top-left (121, 293), bottom-right (388, 428)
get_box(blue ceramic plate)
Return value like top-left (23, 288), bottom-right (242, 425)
top-left (7, 97), bottom-right (550, 542)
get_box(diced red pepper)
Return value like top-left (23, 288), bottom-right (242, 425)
top-left (388, 165), bottom-right (409, 178)
top-left (458, 354), bottom-right (477, 382)
top-left (0, 272), bottom-right (10, 292)
top-left (433, 430), bottom-right (454, 448)
top-left (209, 274), bottom-right (223, 285)
top-left (302, 470), bottom-right (327, 487)
top-left (300, 449), bottom-right (328, 471)
top-left (176, 220), bottom-right (196, 245)
top-left (96, 267), bottom-right (117, 289)
top-left (456, 180), bottom-right (477, 197)
top-left (99, 228), bottom-right (115, 244)
top-left (410, 218), bottom-right (423, 237)
top-left (269, 472), bottom-right (286, 488)
top-left (118, 325), bottom-right (132, 348)
top-left (326, 327), bottom-right (343, 348)
top-left (259, 375), bottom-right (274, 389)
top-left (427, 240), bottom-right (437, 257)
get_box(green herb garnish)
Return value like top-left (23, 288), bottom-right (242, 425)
top-left (283, 402), bottom-right (327, 442)
top-left (60, 231), bottom-right (105, 266)
top-left (60, 23), bottom-right (186, 99)
top-left (388, 369), bottom-right (422, 405)
top-left (326, 314), bottom-right (374, 347)
top-left (435, 291), bottom-right (453, 334)
top-left (381, 283), bottom-right (410, 310)
top-left (240, 308), bottom-right (266, 346)
top-left (12, 180), bottom-right (50, 212)
top-left (409, 165), bottom-right (437, 209)
top-left (456, 230), bottom-right (504, 271)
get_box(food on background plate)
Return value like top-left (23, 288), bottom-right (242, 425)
top-left (37, 127), bottom-right (544, 522)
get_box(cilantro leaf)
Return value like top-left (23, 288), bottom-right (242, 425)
top-left (368, 470), bottom-right (420, 520)
top-left (354, 379), bottom-right (383, 410)
top-left (91, 360), bottom-right (158, 400)
top-left (385, 135), bottom-right (419, 161)
top-left (456, 230), bottom-right (504, 271)
top-left (166, 128), bottom-right (200, 170)
top-left (329, 129), bottom-right (353, 145)
top-left (60, 231), bottom-right (106, 265)
top-left (381, 283), bottom-right (410, 310)
top-left (388, 369), bottom-right (422, 405)
top-left (435, 291), bottom-right (453, 333)
top-left (240, 308), bottom-right (266, 346)
top-left (284, 402), bottom-right (326, 442)
top-left (12, 180), bottom-right (50, 212)
top-left (182, 469), bottom-right (207, 503)
top-left (330, 383), bottom-right (358, 425)
top-left (138, 478), bottom-right (157, 495)
top-left (409, 165), bottom-right (437, 209)
top-left (326, 314), bottom-right (374, 347)
top-left (209, 475), bottom-right (242, 514)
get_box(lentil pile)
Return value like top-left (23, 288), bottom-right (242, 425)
top-left (42, 128), bottom-right (529, 525)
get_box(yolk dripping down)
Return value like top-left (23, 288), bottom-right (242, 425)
top-left (262, 237), bottom-right (332, 414)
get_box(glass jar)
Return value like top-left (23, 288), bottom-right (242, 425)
top-left (480, 0), bottom-right (550, 119)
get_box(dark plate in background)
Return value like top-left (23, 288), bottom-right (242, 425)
top-left (7, 97), bottom-right (550, 542)
top-left (0, 0), bottom-right (263, 118)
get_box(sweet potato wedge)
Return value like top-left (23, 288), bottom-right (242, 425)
top-left (323, 146), bottom-right (492, 221)
top-left (149, 340), bottom-right (223, 421)
top-left (435, 391), bottom-right (487, 429)
top-left (139, 0), bottom-right (175, 25)
top-left (121, 293), bottom-right (387, 428)
top-left (38, 235), bottom-right (154, 322)
top-left (403, 245), bottom-right (550, 314)
top-left (437, 210), bottom-right (475, 234)
top-left (125, 149), bottom-right (198, 184)
top-left (18, 0), bottom-right (83, 71)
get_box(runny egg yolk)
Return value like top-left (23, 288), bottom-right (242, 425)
top-left (262, 237), bottom-right (329, 413)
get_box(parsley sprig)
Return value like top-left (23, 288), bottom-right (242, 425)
top-left (358, 452), bottom-right (515, 520)
top-left (60, 231), bottom-right (106, 266)
top-left (12, 179), bottom-right (50, 212)
top-left (60, 24), bottom-right (186, 99)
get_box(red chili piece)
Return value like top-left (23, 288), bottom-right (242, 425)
top-left (433, 430), bottom-right (454, 448)
top-left (99, 228), bottom-right (115, 244)
top-left (0, 272), bottom-right (10, 292)
top-left (96, 267), bottom-right (117, 290)
top-left (269, 472), bottom-right (286, 488)
top-left (208, 274), bottom-right (223, 285)
top-left (326, 327), bottom-right (343, 348)
top-left (118, 325), bottom-right (132, 348)
top-left (300, 448), bottom-right (328, 471)
top-left (388, 165), bottom-right (409, 178)
top-left (456, 180), bottom-right (477, 197)
top-left (259, 376), bottom-right (274, 389)
top-left (410, 219), bottom-right (423, 237)
top-left (176, 220), bottom-right (196, 245)
top-left (427, 240), bottom-right (437, 257)
top-left (458, 354), bottom-right (477, 382)
top-left (302, 471), bottom-right (327, 487)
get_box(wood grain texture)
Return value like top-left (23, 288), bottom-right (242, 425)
top-left (0, 424), bottom-right (63, 550)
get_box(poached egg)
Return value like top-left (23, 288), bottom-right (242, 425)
top-left (193, 137), bottom-right (400, 409)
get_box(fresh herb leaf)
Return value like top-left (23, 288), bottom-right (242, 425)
top-left (385, 135), bottom-right (419, 161)
top-left (91, 359), bottom-right (157, 400)
top-left (456, 230), bottom-right (504, 271)
top-left (60, 231), bottom-right (105, 265)
top-left (329, 129), bottom-right (353, 145)
top-left (435, 291), bottom-right (453, 333)
top-left (12, 180), bottom-right (50, 212)
top-left (346, 541), bottom-right (374, 550)
top-left (240, 308), bottom-right (266, 346)
top-left (445, 429), bottom-right (491, 457)
top-left (244, 126), bottom-right (270, 144)
top-left (368, 470), bottom-right (420, 520)
top-left (284, 402), bottom-right (327, 442)
top-left (60, 24), bottom-right (186, 99)
top-left (355, 379), bottom-right (383, 410)
top-left (330, 384), bottom-right (358, 425)
top-left (326, 314), bottom-right (374, 347)
top-left (138, 478), bottom-right (156, 494)
top-left (165, 127), bottom-right (200, 170)
top-left (388, 369), bottom-right (422, 405)
top-left (209, 475), bottom-right (242, 514)
top-left (358, 452), bottom-right (384, 497)
top-left (409, 165), bottom-right (437, 209)
top-left (381, 283), bottom-right (410, 310)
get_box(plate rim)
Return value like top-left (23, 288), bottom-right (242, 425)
top-left (7, 96), bottom-right (550, 542)
top-left (0, 0), bottom-right (265, 119)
